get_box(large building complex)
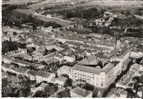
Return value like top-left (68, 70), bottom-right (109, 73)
top-left (70, 53), bottom-right (131, 88)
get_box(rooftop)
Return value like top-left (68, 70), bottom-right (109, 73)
top-left (46, 45), bottom-right (63, 51)
top-left (12, 58), bottom-right (33, 66)
top-left (36, 71), bottom-right (51, 78)
top-left (72, 62), bottom-right (115, 74)
top-left (78, 56), bottom-right (99, 66)
top-left (13, 67), bottom-right (27, 73)
top-left (26, 70), bottom-right (37, 76)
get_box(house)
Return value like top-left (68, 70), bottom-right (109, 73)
top-left (70, 87), bottom-right (92, 97)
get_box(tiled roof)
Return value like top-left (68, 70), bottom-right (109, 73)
top-left (72, 62), bottom-right (115, 74)
top-left (73, 64), bottom-right (101, 74)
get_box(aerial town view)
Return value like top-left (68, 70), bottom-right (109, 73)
top-left (2, 0), bottom-right (143, 98)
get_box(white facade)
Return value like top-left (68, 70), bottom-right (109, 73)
top-left (70, 69), bottom-right (107, 88)
top-left (70, 52), bottom-right (131, 88)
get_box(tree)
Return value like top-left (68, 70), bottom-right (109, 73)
top-left (2, 78), bottom-right (12, 97)
top-left (16, 75), bottom-right (31, 97)
top-left (2, 84), bottom-right (16, 97)
top-left (57, 88), bottom-right (71, 97)
top-left (32, 90), bottom-right (47, 97)
top-left (125, 88), bottom-right (138, 98)
top-left (132, 76), bottom-right (143, 95)
top-left (64, 77), bottom-right (72, 87)
top-left (2, 40), bottom-right (18, 54)
top-left (83, 83), bottom-right (94, 91)
top-left (92, 87), bottom-right (98, 97)
top-left (41, 83), bottom-right (58, 97)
